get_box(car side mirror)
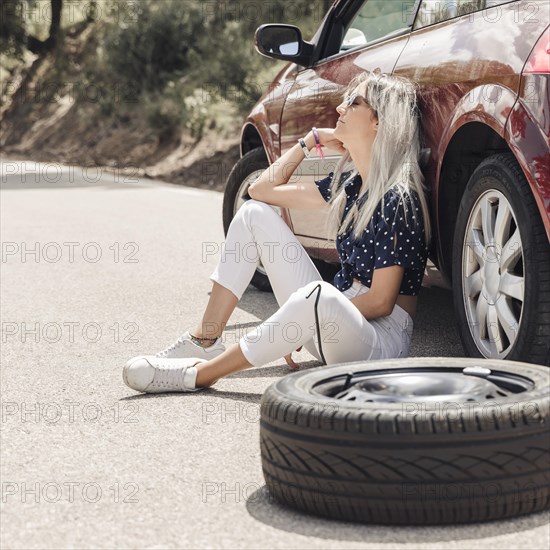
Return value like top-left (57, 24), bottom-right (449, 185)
top-left (255, 24), bottom-right (314, 67)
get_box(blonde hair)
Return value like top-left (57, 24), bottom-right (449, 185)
top-left (325, 71), bottom-right (432, 247)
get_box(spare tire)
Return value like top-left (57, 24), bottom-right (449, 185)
top-left (260, 357), bottom-right (550, 525)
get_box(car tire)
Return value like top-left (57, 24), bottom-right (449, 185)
top-left (452, 153), bottom-right (550, 366)
top-left (222, 148), bottom-right (272, 292)
top-left (260, 357), bottom-right (550, 525)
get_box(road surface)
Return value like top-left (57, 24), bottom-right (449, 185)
top-left (1, 159), bottom-right (548, 549)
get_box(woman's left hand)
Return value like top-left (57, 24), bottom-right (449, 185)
top-left (284, 346), bottom-right (302, 370)
top-left (306, 128), bottom-right (347, 155)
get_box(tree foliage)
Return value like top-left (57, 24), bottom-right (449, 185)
top-left (2, 0), bottom-right (331, 137)
top-left (1, 0), bottom-right (64, 58)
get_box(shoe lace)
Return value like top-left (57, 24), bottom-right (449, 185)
top-left (151, 363), bottom-right (190, 390)
top-left (157, 335), bottom-right (187, 358)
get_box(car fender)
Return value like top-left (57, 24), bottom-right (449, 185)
top-left (504, 97), bottom-right (550, 242)
top-left (438, 83), bottom-right (515, 168)
top-left (434, 84), bottom-right (514, 268)
top-left (240, 63), bottom-right (299, 163)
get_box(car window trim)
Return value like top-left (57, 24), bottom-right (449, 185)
top-left (299, 26), bottom-right (412, 72)
top-left (412, 0), bottom-right (516, 32)
top-left (306, 0), bottom-right (423, 70)
top-left (336, 0), bottom-right (423, 27)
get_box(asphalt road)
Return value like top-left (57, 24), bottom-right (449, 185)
top-left (1, 159), bottom-right (548, 549)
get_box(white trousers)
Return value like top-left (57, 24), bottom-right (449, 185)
top-left (209, 200), bottom-right (414, 367)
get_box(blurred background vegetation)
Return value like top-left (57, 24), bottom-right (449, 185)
top-left (1, 0), bottom-right (331, 147)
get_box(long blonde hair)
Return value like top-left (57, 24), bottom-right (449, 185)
top-left (325, 71), bottom-right (432, 246)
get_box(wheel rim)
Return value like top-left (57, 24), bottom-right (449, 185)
top-left (233, 169), bottom-right (281, 279)
top-left (311, 366), bottom-right (533, 404)
top-left (462, 190), bottom-right (524, 359)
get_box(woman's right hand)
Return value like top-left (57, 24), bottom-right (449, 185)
top-left (305, 128), bottom-right (346, 155)
top-left (284, 346), bottom-right (302, 370)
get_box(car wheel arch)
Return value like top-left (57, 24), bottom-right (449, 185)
top-left (240, 123), bottom-right (270, 158)
top-left (437, 120), bottom-right (511, 283)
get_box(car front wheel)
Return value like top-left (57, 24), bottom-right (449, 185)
top-left (452, 153), bottom-right (550, 365)
top-left (222, 148), bottom-right (274, 292)
top-left (222, 147), bottom-right (340, 292)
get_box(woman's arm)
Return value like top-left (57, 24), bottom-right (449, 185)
top-left (249, 132), bottom-right (316, 196)
top-left (350, 265), bottom-right (405, 319)
top-left (249, 128), bottom-right (346, 202)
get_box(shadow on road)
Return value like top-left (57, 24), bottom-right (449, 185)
top-left (228, 362), bottom-right (321, 379)
top-left (245, 485), bottom-right (549, 543)
top-left (119, 389), bottom-right (265, 404)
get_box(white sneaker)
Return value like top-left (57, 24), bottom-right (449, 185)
top-left (155, 330), bottom-right (226, 359)
top-left (123, 356), bottom-right (206, 393)
top-left (125, 331), bottom-right (226, 370)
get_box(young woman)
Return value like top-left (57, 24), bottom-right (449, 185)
top-left (123, 71), bottom-right (432, 394)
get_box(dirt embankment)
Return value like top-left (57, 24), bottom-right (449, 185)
top-left (0, 20), bottom-right (241, 192)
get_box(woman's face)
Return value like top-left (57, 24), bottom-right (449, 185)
top-left (334, 85), bottom-right (378, 147)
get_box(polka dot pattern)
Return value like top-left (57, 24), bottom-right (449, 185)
top-left (315, 171), bottom-right (429, 296)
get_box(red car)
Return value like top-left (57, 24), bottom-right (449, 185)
top-left (222, 0), bottom-right (550, 366)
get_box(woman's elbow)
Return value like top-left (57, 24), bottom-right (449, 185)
top-left (248, 185), bottom-right (260, 200)
top-left (375, 298), bottom-right (395, 318)
top-left (381, 299), bottom-right (399, 317)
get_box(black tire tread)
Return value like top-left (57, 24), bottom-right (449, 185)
top-left (260, 358), bottom-right (550, 525)
top-left (452, 152), bottom-right (550, 366)
top-left (222, 147), bottom-right (272, 292)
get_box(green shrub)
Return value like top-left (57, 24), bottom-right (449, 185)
top-left (103, 1), bottom-right (204, 96)
top-left (142, 86), bottom-right (184, 139)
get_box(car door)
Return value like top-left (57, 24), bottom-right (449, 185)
top-left (280, 0), bottom-right (420, 254)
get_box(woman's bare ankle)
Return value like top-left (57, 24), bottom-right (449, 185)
top-left (189, 329), bottom-right (219, 348)
top-left (192, 324), bottom-right (222, 341)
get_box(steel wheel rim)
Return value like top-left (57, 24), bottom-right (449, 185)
top-left (311, 366), bottom-right (533, 404)
top-left (462, 190), bottom-right (524, 359)
top-left (234, 169), bottom-right (281, 279)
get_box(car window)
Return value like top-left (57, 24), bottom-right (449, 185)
top-left (340, 0), bottom-right (413, 52)
top-left (413, 0), bottom-right (515, 29)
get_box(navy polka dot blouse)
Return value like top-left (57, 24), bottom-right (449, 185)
top-left (315, 171), bottom-right (428, 296)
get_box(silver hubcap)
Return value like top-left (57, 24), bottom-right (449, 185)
top-left (234, 169), bottom-right (281, 278)
top-left (462, 190), bottom-right (524, 358)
